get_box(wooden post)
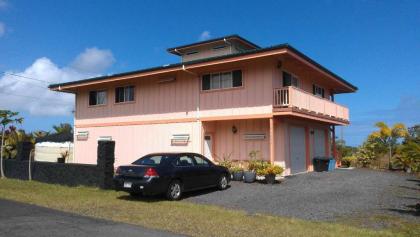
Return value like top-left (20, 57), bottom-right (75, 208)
top-left (269, 118), bottom-right (275, 164)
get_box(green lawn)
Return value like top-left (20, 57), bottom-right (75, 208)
top-left (0, 179), bottom-right (418, 237)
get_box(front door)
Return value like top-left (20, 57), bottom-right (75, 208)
top-left (204, 135), bottom-right (213, 160)
top-left (290, 126), bottom-right (307, 174)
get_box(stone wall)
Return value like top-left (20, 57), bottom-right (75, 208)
top-left (2, 140), bottom-right (115, 189)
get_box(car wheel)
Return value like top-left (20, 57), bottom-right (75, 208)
top-left (166, 180), bottom-right (182, 201)
top-left (218, 174), bottom-right (229, 190)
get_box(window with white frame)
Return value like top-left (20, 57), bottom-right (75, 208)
top-left (89, 90), bottom-right (107, 106)
top-left (202, 70), bottom-right (242, 91)
top-left (282, 71), bottom-right (299, 88)
top-left (115, 86), bottom-right (135, 103)
top-left (313, 84), bottom-right (325, 98)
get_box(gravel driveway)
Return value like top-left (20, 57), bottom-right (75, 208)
top-left (184, 168), bottom-right (420, 221)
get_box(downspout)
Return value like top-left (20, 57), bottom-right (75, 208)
top-left (182, 65), bottom-right (202, 154)
top-left (182, 65), bottom-right (200, 121)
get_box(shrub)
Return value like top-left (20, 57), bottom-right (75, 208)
top-left (254, 161), bottom-right (270, 176)
top-left (230, 166), bottom-right (244, 173)
top-left (260, 165), bottom-right (284, 176)
top-left (216, 153), bottom-right (233, 170)
top-left (341, 156), bottom-right (356, 167)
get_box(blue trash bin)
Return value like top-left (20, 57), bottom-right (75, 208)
top-left (313, 157), bottom-right (336, 172)
top-left (328, 159), bottom-right (336, 171)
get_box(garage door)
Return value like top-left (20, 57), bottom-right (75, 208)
top-left (313, 129), bottom-right (326, 157)
top-left (290, 126), bottom-right (307, 174)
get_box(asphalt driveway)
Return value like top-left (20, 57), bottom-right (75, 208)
top-left (184, 168), bottom-right (420, 221)
top-left (0, 199), bottom-right (183, 237)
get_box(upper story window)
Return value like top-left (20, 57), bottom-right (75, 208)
top-left (282, 71), bottom-right (299, 88)
top-left (89, 90), bottom-right (107, 106)
top-left (115, 86), bottom-right (135, 103)
top-left (202, 70), bottom-right (242, 91)
top-left (313, 84), bottom-right (325, 98)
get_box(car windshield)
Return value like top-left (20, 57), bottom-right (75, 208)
top-left (132, 155), bottom-right (169, 166)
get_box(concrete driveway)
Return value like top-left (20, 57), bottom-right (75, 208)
top-left (0, 199), bottom-right (183, 237)
top-left (184, 168), bottom-right (420, 221)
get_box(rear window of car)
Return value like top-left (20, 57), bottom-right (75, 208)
top-left (132, 155), bottom-right (169, 166)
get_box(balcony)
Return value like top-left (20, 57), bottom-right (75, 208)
top-left (273, 87), bottom-right (349, 122)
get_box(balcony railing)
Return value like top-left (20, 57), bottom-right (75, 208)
top-left (273, 87), bottom-right (349, 121)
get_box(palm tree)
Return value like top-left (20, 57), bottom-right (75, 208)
top-left (369, 122), bottom-right (408, 169)
top-left (33, 130), bottom-right (50, 139)
top-left (52, 123), bottom-right (73, 134)
top-left (0, 110), bottom-right (24, 178)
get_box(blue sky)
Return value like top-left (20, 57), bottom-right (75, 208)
top-left (0, 0), bottom-right (419, 146)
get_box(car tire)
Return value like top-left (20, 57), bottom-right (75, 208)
top-left (218, 174), bottom-right (229, 190)
top-left (166, 180), bottom-right (182, 201)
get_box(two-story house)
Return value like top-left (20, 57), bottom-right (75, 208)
top-left (49, 35), bottom-right (357, 175)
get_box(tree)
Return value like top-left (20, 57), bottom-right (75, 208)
top-left (356, 140), bottom-right (378, 168)
top-left (3, 126), bottom-right (33, 159)
top-left (52, 123), bottom-right (73, 134)
top-left (394, 124), bottom-right (420, 172)
top-left (369, 122), bottom-right (408, 169)
top-left (0, 110), bottom-right (24, 178)
top-left (33, 130), bottom-right (50, 139)
top-left (336, 139), bottom-right (357, 158)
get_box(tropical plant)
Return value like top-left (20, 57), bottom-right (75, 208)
top-left (230, 166), bottom-right (244, 173)
top-left (3, 127), bottom-right (34, 159)
top-left (394, 125), bottom-right (420, 173)
top-left (341, 155), bottom-right (357, 167)
top-left (247, 150), bottom-right (263, 172)
top-left (356, 140), bottom-right (377, 168)
top-left (33, 130), bottom-right (50, 139)
top-left (0, 110), bottom-right (24, 178)
top-left (216, 153), bottom-right (233, 171)
top-left (260, 164), bottom-right (284, 176)
top-left (60, 150), bottom-right (70, 160)
top-left (52, 123), bottom-right (73, 134)
top-left (368, 122), bottom-right (408, 169)
top-left (336, 139), bottom-right (357, 159)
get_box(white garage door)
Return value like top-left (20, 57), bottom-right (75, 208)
top-left (313, 129), bottom-right (326, 157)
top-left (290, 126), bottom-right (307, 174)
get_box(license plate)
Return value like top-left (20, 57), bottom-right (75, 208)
top-left (123, 182), bottom-right (132, 188)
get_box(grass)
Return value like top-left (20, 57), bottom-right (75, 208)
top-left (0, 178), bottom-right (418, 237)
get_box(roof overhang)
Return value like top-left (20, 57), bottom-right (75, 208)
top-left (49, 44), bottom-right (358, 93)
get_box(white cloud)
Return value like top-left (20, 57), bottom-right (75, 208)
top-left (199, 31), bottom-right (211, 41)
top-left (0, 48), bottom-right (115, 116)
top-left (71, 47), bottom-right (115, 73)
top-left (0, 0), bottom-right (7, 9)
top-left (0, 22), bottom-right (5, 37)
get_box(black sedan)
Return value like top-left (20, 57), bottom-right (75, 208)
top-left (113, 152), bottom-right (230, 200)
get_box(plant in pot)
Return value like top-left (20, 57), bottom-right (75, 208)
top-left (230, 165), bottom-right (244, 181)
top-left (57, 150), bottom-right (69, 163)
top-left (243, 150), bottom-right (260, 183)
top-left (216, 153), bottom-right (234, 179)
top-left (262, 164), bottom-right (284, 184)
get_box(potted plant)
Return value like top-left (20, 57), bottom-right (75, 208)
top-left (262, 164), bottom-right (284, 184)
top-left (230, 166), bottom-right (244, 181)
top-left (57, 150), bottom-right (69, 163)
top-left (243, 150), bottom-right (260, 183)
